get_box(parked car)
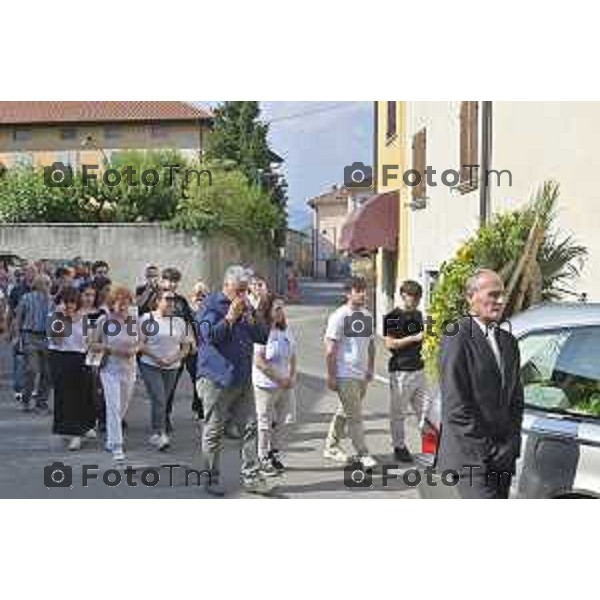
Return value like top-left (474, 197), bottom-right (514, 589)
top-left (416, 303), bottom-right (600, 498)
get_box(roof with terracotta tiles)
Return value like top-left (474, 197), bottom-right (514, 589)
top-left (0, 101), bottom-right (212, 125)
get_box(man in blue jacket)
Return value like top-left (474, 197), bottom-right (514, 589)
top-left (196, 265), bottom-right (270, 495)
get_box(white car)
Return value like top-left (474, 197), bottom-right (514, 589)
top-left (417, 303), bottom-right (600, 499)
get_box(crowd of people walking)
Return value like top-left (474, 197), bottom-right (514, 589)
top-left (0, 258), bottom-right (300, 494)
top-left (1, 257), bottom-right (517, 499)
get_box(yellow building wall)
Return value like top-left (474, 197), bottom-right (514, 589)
top-left (0, 122), bottom-right (208, 168)
top-left (375, 100), bottom-right (409, 295)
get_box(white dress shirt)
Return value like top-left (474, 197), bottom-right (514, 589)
top-left (472, 316), bottom-right (502, 371)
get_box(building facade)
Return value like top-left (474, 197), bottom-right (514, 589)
top-left (401, 101), bottom-right (600, 304)
top-left (0, 101), bottom-right (212, 168)
top-left (307, 184), bottom-right (371, 278)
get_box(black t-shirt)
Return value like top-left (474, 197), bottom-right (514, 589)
top-left (383, 308), bottom-right (424, 372)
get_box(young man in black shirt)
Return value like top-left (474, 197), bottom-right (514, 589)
top-left (383, 280), bottom-right (431, 463)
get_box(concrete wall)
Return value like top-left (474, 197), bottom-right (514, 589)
top-left (405, 101), bottom-right (600, 302)
top-left (0, 223), bottom-right (275, 294)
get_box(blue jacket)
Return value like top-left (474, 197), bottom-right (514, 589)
top-left (195, 292), bottom-right (269, 388)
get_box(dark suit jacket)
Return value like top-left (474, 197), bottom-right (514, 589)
top-left (435, 316), bottom-right (524, 476)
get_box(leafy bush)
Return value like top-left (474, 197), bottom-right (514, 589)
top-left (0, 152), bottom-right (281, 251)
top-left (424, 181), bottom-right (587, 377)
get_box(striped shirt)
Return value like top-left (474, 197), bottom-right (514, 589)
top-left (16, 291), bottom-right (52, 334)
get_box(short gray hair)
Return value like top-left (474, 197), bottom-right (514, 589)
top-left (223, 265), bottom-right (252, 286)
top-left (464, 268), bottom-right (499, 297)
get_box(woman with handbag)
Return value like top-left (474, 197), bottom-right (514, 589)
top-left (252, 295), bottom-right (297, 475)
top-left (89, 285), bottom-right (138, 462)
top-left (49, 287), bottom-right (96, 451)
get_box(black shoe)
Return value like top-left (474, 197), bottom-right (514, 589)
top-left (393, 446), bottom-right (413, 463)
top-left (34, 401), bottom-right (49, 414)
top-left (121, 419), bottom-right (129, 431)
top-left (269, 450), bottom-right (285, 472)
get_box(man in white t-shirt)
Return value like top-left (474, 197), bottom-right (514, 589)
top-left (323, 276), bottom-right (377, 468)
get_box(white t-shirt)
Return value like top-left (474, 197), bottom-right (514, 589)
top-left (47, 316), bottom-right (87, 353)
top-left (98, 314), bottom-right (139, 376)
top-left (253, 327), bottom-right (295, 389)
top-left (324, 304), bottom-right (373, 379)
top-left (139, 313), bottom-right (188, 370)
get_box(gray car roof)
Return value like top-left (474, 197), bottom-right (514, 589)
top-left (507, 302), bottom-right (600, 337)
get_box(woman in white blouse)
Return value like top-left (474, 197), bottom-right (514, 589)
top-left (89, 285), bottom-right (139, 461)
top-left (138, 289), bottom-right (191, 451)
top-left (49, 287), bottom-right (96, 451)
top-left (253, 295), bottom-right (297, 475)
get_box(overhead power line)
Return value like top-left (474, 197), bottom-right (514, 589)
top-left (267, 101), bottom-right (365, 123)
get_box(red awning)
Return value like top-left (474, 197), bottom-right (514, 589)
top-left (339, 191), bottom-right (399, 253)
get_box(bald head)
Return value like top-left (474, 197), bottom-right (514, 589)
top-left (465, 268), bottom-right (505, 324)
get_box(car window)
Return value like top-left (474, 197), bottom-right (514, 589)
top-left (519, 326), bottom-right (600, 417)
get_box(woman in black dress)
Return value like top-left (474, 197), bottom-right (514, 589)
top-left (49, 287), bottom-right (96, 450)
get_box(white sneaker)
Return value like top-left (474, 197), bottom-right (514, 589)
top-left (323, 447), bottom-right (350, 464)
top-left (113, 449), bottom-right (126, 461)
top-left (358, 455), bottom-right (378, 469)
top-left (158, 433), bottom-right (170, 451)
top-left (241, 472), bottom-right (270, 494)
top-left (149, 433), bottom-right (161, 448)
top-left (84, 428), bottom-right (97, 440)
top-left (68, 436), bottom-right (82, 451)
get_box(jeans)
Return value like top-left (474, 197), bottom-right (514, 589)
top-left (197, 377), bottom-right (258, 481)
top-left (12, 342), bottom-right (25, 394)
top-left (139, 362), bottom-right (179, 435)
top-left (21, 334), bottom-right (50, 406)
top-left (325, 378), bottom-right (369, 456)
top-left (389, 369), bottom-right (431, 448)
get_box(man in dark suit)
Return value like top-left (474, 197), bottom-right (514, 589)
top-left (436, 268), bottom-right (524, 499)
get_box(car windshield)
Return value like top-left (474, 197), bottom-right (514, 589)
top-left (519, 325), bottom-right (600, 418)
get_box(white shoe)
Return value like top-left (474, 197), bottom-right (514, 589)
top-left (158, 433), bottom-right (170, 451)
top-left (149, 433), bottom-right (161, 448)
top-left (113, 449), bottom-right (126, 461)
top-left (358, 455), bottom-right (378, 469)
top-left (241, 472), bottom-right (270, 494)
top-left (84, 428), bottom-right (97, 440)
top-left (323, 447), bottom-right (350, 464)
top-left (68, 436), bottom-right (82, 451)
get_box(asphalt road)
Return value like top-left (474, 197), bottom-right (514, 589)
top-left (0, 279), bottom-right (421, 498)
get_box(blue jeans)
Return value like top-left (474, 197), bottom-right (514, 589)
top-left (139, 362), bottom-right (179, 434)
top-left (13, 342), bottom-right (25, 394)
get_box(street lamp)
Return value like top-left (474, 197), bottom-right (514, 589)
top-left (81, 134), bottom-right (110, 167)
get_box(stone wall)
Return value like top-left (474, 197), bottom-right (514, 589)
top-left (0, 223), bottom-right (275, 294)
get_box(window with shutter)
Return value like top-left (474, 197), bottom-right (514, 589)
top-left (412, 128), bottom-right (427, 200)
top-left (459, 101), bottom-right (479, 192)
top-left (386, 101), bottom-right (397, 140)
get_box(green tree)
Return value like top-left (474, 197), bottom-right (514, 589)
top-left (424, 181), bottom-right (587, 376)
top-left (168, 163), bottom-right (283, 249)
top-left (207, 101), bottom-right (288, 241)
top-left (207, 101), bottom-right (272, 179)
top-left (0, 164), bottom-right (87, 222)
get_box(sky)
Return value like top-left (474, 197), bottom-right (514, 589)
top-left (200, 101), bottom-right (373, 231)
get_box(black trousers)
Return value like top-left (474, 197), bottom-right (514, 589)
top-left (165, 351), bottom-right (203, 423)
